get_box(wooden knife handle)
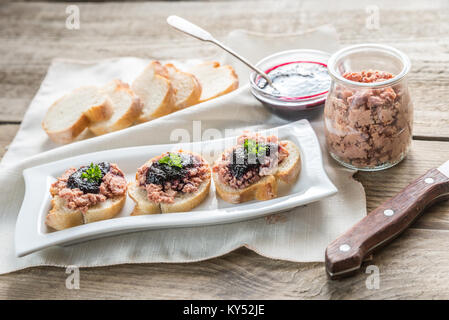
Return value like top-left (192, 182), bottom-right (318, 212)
top-left (325, 168), bottom-right (449, 279)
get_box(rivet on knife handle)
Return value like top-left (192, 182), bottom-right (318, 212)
top-left (325, 167), bottom-right (449, 279)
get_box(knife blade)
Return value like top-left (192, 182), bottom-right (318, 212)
top-left (325, 161), bottom-right (449, 279)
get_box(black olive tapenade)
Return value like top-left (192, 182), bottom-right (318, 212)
top-left (145, 153), bottom-right (197, 186)
top-left (67, 162), bottom-right (110, 194)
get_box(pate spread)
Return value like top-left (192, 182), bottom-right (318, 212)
top-left (137, 152), bottom-right (210, 204)
top-left (50, 162), bottom-right (127, 213)
top-left (324, 70), bottom-right (413, 168)
top-left (212, 133), bottom-right (289, 189)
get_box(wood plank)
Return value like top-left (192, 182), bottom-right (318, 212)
top-left (2, 228), bottom-right (449, 299)
top-left (1, 0), bottom-right (449, 300)
top-left (356, 140), bottom-right (449, 231)
top-left (0, 124), bottom-right (19, 160)
top-left (0, 1), bottom-right (448, 138)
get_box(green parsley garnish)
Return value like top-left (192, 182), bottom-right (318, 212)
top-left (244, 139), bottom-right (268, 156)
top-left (81, 163), bottom-right (103, 183)
top-left (158, 153), bottom-right (183, 168)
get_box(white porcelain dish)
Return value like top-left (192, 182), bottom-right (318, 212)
top-left (15, 120), bottom-right (337, 257)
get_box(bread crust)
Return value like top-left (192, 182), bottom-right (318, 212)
top-left (140, 78), bottom-right (176, 121)
top-left (43, 114), bottom-right (90, 145)
top-left (165, 63), bottom-right (202, 110)
top-left (46, 198), bottom-right (84, 230)
top-left (42, 86), bottom-right (113, 144)
top-left (213, 140), bottom-right (301, 204)
top-left (89, 80), bottom-right (143, 135)
top-left (132, 61), bottom-right (177, 123)
top-left (83, 196), bottom-right (126, 224)
top-left (276, 141), bottom-right (302, 184)
top-left (199, 64), bottom-right (239, 103)
top-left (46, 195), bottom-right (126, 231)
top-left (213, 173), bottom-right (277, 204)
top-left (84, 98), bottom-right (114, 122)
top-left (190, 61), bottom-right (239, 103)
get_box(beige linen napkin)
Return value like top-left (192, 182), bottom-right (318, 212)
top-left (0, 26), bottom-right (366, 274)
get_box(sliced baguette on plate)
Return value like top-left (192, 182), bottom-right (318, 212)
top-left (129, 151), bottom-right (211, 215)
top-left (189, 61), bottom-right (239, 103)
top-left (89, 80), bottom-right (142, 135)
top-left (165, 63), bottom-right (202, 110)
top-left (131, 61), bottom-right (176, 122)
top-left (46, 195), bottom-right (126, 231)
top-left (213, 140), bottom-right (301, 204)
top-left (42, 86), bottom-right (113, 144)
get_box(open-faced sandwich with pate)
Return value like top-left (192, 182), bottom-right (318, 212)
top-left (46, 162), bottom-right (127, 230)
top-left (128, 151), bottom-right (211, 215)
top-left (212, 132), bottom-right (301, 204)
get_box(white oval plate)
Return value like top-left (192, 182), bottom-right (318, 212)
top-left (15, 120), bottom-right (337, 257)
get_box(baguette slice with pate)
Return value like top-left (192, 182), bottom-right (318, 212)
top-left (129, 151), bottom-right (211, 215)
top-left (188, 61), bottom-right (239, 103)
top-left (89, 80), bottom-right (143, 135)
top-left (46, 162), bottom-right (127, 231)
top-left (131, 61), bottom-right (176, 122)
top-left (213, 139), bottom-right (301, 204)
top-left (42, 86), bottom-right (113, 144)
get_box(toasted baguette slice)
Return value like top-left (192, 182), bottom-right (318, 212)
top-left (213, 140), bottom-right (301, 204)
top-left (129, 151), bottom-right (211, 215)
top-left (165, 63), bottom-right (202, 110)
top-left (131, 61), bottom-right (176, 122)
top-left (188, 61), bottom-right (239, 103)
top-left (46, 195), bottom-right (126, 231)
top-left (42, 86), bottom-right (113, 144)
top-left (89, 80), bottom-right (142, 135)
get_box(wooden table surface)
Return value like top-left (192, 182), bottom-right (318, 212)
top-left (1, 0), bottom-right (449, 299)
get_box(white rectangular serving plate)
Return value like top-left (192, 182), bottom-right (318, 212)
top-left (15, 120), bottom-right (337, 257)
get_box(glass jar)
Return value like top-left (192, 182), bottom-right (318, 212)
top-left (324, 44), bottom-right (413, 171)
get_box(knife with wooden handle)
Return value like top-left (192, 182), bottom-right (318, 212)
top-left (325, 161), bottom-right (449, 279)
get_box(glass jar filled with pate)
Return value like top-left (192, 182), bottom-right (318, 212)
top-left (324, 44), bottom-right (413, 171)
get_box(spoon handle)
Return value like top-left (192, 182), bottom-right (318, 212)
top-left (167, 15), bottom-right (214, 41)
top-left (210, 40), bottom-right (273, 85)
top-left (166, 15), bottom-right (273, 85)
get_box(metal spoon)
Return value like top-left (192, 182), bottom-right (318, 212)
top-left (166, 15), bottom-right (274, 87)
